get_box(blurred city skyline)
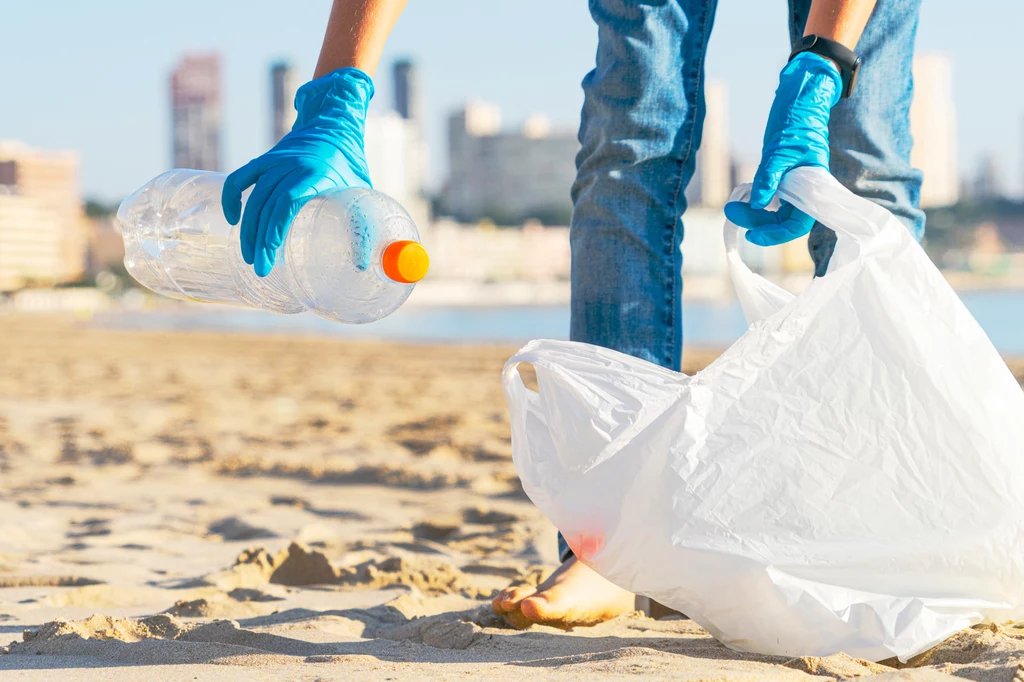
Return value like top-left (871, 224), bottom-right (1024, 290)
top-left (3, 1), bottom-right (1023, 202)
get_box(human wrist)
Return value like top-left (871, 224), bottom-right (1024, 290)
top-left (294, 68), bottom-right (375, 129)
top-left (803, 0), bottom-right (876, 50)
top-left (782, 53), bottom-right (842, 109)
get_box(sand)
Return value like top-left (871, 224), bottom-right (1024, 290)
top-left (1, 313), bottom-right (1023, 681)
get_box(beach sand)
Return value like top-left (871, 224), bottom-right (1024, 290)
top-left (1, 314), bottom-right (1022, 681)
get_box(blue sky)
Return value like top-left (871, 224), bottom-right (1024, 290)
top-left (2, 1), bottom-right (1020, 201)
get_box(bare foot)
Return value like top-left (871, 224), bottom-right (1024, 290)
top-left (492, 556), bottom-right (635, 629)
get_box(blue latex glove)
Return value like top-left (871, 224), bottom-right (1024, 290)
top-left (724, 52), bottom-right (842, 246)
top-left (222, 67), bottom-right (374, 277)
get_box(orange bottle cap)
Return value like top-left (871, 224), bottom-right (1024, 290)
top-left (381, 240), bottom-right (429, 284)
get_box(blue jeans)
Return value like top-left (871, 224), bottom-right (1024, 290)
top-left (559, 0), bottom-right (924, 563)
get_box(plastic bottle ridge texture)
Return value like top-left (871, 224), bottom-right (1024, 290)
top-left (117, 169), bottom-right (428, 323)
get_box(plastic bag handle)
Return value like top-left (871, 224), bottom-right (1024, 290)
top-left (502, 345), bottom-right (543, 407)
top-left (725, 167), bottom-right (893, 326)
top-left (774, 166), bottom-right (893, 243)
top-left (724, 188), bottom-right (796, 326)
top-left (503, 361), bottom-right (537, 401)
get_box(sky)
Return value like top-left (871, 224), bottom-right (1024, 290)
top-left (2, 1), bottom-right (1022, 202)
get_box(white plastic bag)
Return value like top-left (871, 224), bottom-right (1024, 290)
top-left (502, 167), bottom-right (1024, 663)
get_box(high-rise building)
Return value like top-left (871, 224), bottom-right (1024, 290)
top-left (971, 155), bottom-right (1003, 200)
top-left (0, 189), bottom-right (64, 291)
top-left (0, 141), bottom-right (86, 286)
top-left (365, 111), bottom-right (429, 229)
top-left (270, 61), bottom-right (298, 143)
top-left (910, 54), bottom-right (958, 208)
top-left (442, 102), bottom-right (578, 224)
top-left (363, 60), bottom-right (430, 229)
top-left (393, 59), bottom-right (421, 122)
top-left (171, 54), bottom-right (221, 171)
top-left (444, 101), bottom-right (501, 220)
top-left (686, 80), bottom-right (731, 208)
top-left (730, 159), bottom-right (758, 191)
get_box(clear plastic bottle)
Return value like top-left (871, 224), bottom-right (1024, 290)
top-left (117, 170), bottom-right (429, 323)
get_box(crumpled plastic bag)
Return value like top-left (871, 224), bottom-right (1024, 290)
top-left (502, 167), bottom-right (1024, 663)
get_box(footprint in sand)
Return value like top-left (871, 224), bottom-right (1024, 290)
top-left (207, 516), bottom-right (277, 542)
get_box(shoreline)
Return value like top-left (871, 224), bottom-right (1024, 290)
top-left (4, 268), bottom-right (1024, 314)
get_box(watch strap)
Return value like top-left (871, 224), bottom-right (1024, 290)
top-left (789, 34), bottom-right (861, 98)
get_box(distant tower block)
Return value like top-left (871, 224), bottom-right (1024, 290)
top-left (686, 80), bottom-right (730, 208)
top-left (271, 61), bottom-right (298, 143)
top-left (0, 141), bottom-right (85, 285)
top-left (171, 54), bottom-right (222, 172)
top-left (910, 54), bottom-right (959, 208)
top-left (441, 101), bottom-right (578, 224)
top-left (393, 59), bottom-right (421, 122)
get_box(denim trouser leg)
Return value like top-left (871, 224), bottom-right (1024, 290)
top-left (789, 0), bottom-right (925, 275)
top-left (560, 0), bottom-right (718, 564)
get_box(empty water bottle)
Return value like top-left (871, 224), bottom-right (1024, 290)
top-left (116, 170), bottom-right (429, 323)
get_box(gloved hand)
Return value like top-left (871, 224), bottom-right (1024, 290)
top-left (724, 52), bottom-right (841, 246)
top-left (222, 67), bottom-right (374, 277)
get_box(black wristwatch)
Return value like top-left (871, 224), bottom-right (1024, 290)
top-left (789, 34), bottom-right (861, 98)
